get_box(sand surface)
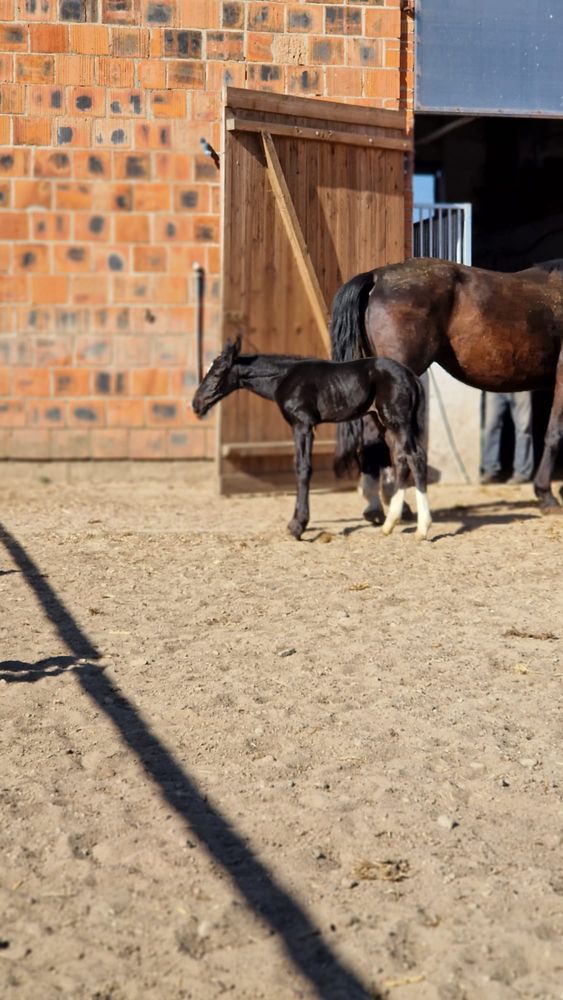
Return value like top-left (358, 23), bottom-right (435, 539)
top-left (1, 465), bottom-right (562, 1000)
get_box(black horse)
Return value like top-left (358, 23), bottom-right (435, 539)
top-left (331, 257), bottom-right (563, 519)
top-left (192, 336), bottom-right (431, 540)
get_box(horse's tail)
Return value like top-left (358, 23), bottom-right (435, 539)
top-left (330, 270), bottom-right (375, 477)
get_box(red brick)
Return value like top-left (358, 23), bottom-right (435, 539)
top-left (362, 67), bottom-right (400, 100)
top-left (133, 182), bottom-right (169, 211)
top-left (93, 119), bottom-right (132, 147)
top-left (365, 7), bottom-right (401, 39)
top-left (287, 65), bottom-right (322, 96)
top-left (56, 183), bottom-right (93, 210)
top-left (0, 0), bottom-right (14, 17)
top-left (68, 86), bottom-right (106, 116)
top-left (152, 276), bottom-right (187, 303)
top-left (173, 185), bottom-right (206, 212)
top-left (74, 213), bottom-right (111, 241)
top-left (14, 245), bottom-right (49, 273)
top-left (0, 82), bottom-right (25, 114)
top-left (247, 32), bottom-right (273, 62)
top-left (167, 247), bottom-right (203, 274)
top-left (146, 398), bottom-right (183, 426)
top-left (92, 246), bottom-right (129, 272)
top-left (154, 216), bottom-right (192, 242)
top-left (72, 276), bottom-right (109, 305)
top-left (26, 399), bottom-right (66, 427)
top-left (248, 2), bottom-right (284, 31)
top-left (32, 276), bottom-right (69, 304)
top-left (113, 275), bottom-right (151, 302)
top-left (287, 4), bottom-right (323, 33)
top-left (34, 150), bottom-right (72, 178)
top-left (54, 244), bottom-right (92, 272)
top-left (193, 214), bottom-right (220, 243)
top-left (154, 151), bottom-right (192, 181)
top-left (28, 85), bottom-right (66, 116)
top-left (0, 399), bottom-right (25, 426)
top-left (0, 368), bottom-right (10, 394)
top-left (30, 24), bottom-right (68, 52)
top-left (0, 183), bottom-right (10, 210)
top-left (308, 36), bottom-right (344, 64)
top-left (70, 24), bottom-right (110, 54)
top-left (112, 337), bottom-right (150, 367)
top-left (115, 214), bottom-right (150, 242)
top-left (325, 5), bottom-right (362, 35)
top-left (168, 427), bottom-right (207, 458)
top-left (114, 152), bottom-right (151, 180)
top-left (54, 119), bottom-right (92, 147)
top-left (152, 335), bottom-right (186, 365)
top-left (73, 150), bottom-right (112, 179)
top-left (133, 247), bottom-right (166, 271)
top-left (246, 63), bottom-right (284, 91)
top-left (151, 89), bottom-right (186, 117)
top-left (16, 55), bottom-right (55, 84)
top-left (0, 149), bottom-right (29, 176)
top-left (75, 336), bottom-right (113, 365)
top-left (14, 118), bottom-right (52, 145)
top-left (162, 28), bottom-right (202, 58)
top-left (206, 60), bottom-right (245, 90)
top-left (106, 397), bottom-right (145, 426)
top-left (12, 366), bottom-right (50, 396)
top-left (53, 368), bottom-right (91, 395)
top-left (34, 336), bottom-right (72, 366)
top-left (137, 59), bottom-right (166, 88)
top-left (96, 56), bottom-right (134, 87)
top-left (19, 0), bottom-right (56, 19)
top-left (0, 55), bottom-right (14, 83)
top-left (178, 0), bottom-right (218, 28)
top-left (130, 367), bottom-right (168, 395)
top-left (0, 245), bottom-right (10, 272)
top-left (112, 27), bottom-right (149, 57)
top-left (221, 1), bottom-right (243, 28)
top-left (206, 30), bottom-right (243, 60)
top-left (135, 122), bottom-right (172, 149)
top-left (68, 399), bottom-right (106, 426)
top-left (0, 212), bottom-right (29, 239)
top-left (54, 56), bottom-right (96, 86)
top-left (0, 24), bottom-right (28, 50)
top-left (346, 37), bottom-right (383, 68)
top-left (325, 66), bottom-right (362, 98)
top-left (167, 60), bottom-right (205, 88)
top-left (91, 428), bottom-right (129, 458)
top-left (91, 182), bottom-right (133, 212)
top-left (101, 0), bottom-right (139, 25)
top-left (32, 213), bottom-right (71, 240)
top-left (108, 88), bottom-right (144, 116)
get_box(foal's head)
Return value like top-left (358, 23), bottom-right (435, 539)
top-left (192, 335), bottom-right (242, 417)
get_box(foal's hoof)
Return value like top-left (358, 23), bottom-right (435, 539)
top-left (540, 503), bottom-right (563, 516)
top-left (363, 501), bottom-right (385, 525)
top-left (287, 519), bottom-right (304, 539)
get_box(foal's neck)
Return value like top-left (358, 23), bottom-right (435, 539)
top-left (236, 354), bottom-right (299, 401)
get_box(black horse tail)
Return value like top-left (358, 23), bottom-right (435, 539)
top-left (330, 270), bottom-right (375, 477)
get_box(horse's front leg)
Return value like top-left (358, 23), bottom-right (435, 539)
top-left (533, 359), bottom-right (563, 512)
top-left (288, 423), bottom-right (313, 540)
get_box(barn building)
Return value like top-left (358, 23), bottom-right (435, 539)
top-left (0, 1), bottom-right (560, 485)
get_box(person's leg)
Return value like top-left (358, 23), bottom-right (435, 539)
top-left (509, 392), bottom-right (534, 481)
top-left (481, 392), bottom-right (507, 480)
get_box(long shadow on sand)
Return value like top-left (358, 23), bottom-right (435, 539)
top-left (0, 520), bottom-right (376, 1000)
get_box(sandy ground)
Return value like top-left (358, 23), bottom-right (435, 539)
top-left (1, 463), bottom-right (562, 1000)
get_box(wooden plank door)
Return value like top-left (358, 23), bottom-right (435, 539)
top-left (219, 88), bottom-right (410, 494)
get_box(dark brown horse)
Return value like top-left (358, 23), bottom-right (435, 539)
top-left (331, 257), bottom-right (563, 516)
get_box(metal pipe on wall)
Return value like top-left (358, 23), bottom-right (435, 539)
top-left (193, 262), bottom-right (205, 384)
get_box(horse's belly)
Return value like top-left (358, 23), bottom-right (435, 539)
top-left (444, 321), bottom-right (558, 392)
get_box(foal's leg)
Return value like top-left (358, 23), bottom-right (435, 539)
top-left (288, 423), bottom-right (313, 539)
top-left (533, 356), bottom-right (563, 512)
top-left (381, 434), bottom-right (408, 536)
top-left (406, 441), bottom-right (432, 540)
top-left (360, 413), bottom-right (386, 525)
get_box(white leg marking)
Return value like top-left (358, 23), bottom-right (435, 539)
top-left (382, 488), bottom-right (405, 535)
top-left (415, 488), bottom-right (432, 540)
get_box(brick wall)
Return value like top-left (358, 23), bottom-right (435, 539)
top-left (0, 0), bottom-right (412, 461)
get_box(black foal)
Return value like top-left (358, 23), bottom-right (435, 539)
top-left (192, 336), bottom-right (432, 540)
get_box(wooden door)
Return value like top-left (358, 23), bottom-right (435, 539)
top-left (219, 87), bottom-right (410, 494)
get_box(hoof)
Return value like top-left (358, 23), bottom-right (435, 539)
top-left (363, 502), bottom-right (385, 525)
top-left (415, 529), bottom-right (430, 541)
top-left (287, 519), bottom-right (304, 539)
top-left (381, 520), bottom-right (395, 536)
top-left (540, 503), bottom-right (563, 516)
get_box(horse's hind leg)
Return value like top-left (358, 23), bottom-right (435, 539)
top-left (360, 414), bottom-right (386, 525)
top-left (533, 357), bottom-right (563, 512)
top-left (288, 423), bottom-right (313, 539)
